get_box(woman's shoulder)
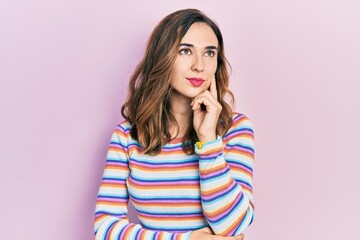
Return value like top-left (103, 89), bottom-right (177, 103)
top-left (231, 112), bottom-right (253, 128)
top-left (225, 112), bottom-right (255, 136)
top-left (113, 119), bottom-right (132, 136)
top-left (223, 112), bottom-right (255, 143)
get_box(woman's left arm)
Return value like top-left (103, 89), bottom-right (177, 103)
top-left (195, 113), bottom-right (255, 236)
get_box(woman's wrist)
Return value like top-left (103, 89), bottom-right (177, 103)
top-left (198, 134), bottom-right (216, 143)
top-left (195, 135), bottom-right (222, 152)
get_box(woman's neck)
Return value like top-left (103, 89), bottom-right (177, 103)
top-left (168, 91), bottom-right (192, 138)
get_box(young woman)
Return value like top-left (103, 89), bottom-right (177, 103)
top-left (94, 9), bottom-right (255, 240)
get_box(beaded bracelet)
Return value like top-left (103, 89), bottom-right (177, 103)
top-left (195, 141), bottom-right (204, 150)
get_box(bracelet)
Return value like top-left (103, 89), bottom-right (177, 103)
top-left (195, 141), bottom-right (204, 150)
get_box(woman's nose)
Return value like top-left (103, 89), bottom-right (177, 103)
top-left (191, 54), bottom-right (204, 73)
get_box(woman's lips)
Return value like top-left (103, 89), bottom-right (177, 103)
top-left (186, 77), bottom-right (205, 87)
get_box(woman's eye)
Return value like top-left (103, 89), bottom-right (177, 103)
top-left (179, 48), bottom-right (191, 55)
top-left (205, 50), bottom-right (215, 57)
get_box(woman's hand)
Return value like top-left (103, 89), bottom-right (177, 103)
top-left (190, 227), bottom-right (244, 240)
top-left (191, 77), bottom-right (222, 142)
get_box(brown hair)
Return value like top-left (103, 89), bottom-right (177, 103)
top-left (121, 8), bottom-right (235, 155)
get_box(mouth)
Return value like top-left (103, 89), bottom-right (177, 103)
top-left (186, 77), bottom-right (205, 87)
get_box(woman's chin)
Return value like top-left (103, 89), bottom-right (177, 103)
top-left (171, 89), bottom-right (202, 100)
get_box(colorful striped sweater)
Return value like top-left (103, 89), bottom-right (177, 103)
top-left (94, 113), bottom-right (255, 240)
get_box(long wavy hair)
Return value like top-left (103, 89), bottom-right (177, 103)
top-left (121, 9), bottom-right (235, 155)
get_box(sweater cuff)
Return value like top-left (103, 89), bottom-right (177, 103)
top-left (178, 231), bottom-right (191, 240)
top-left (194, 136), bottom-right (223, 155)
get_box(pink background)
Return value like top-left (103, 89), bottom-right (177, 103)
top-left (1, 0), bottom-right (359, 239)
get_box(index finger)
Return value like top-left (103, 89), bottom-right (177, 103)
top-left (210, 75), bottom-right (218, 101)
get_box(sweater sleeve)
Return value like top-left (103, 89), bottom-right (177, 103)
top-left (195, 113), bottom-right (255, 236)
top-left (94, 124), bottom-right (191, 240)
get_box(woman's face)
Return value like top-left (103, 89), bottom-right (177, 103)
top-left (171, 22), bottom-right (218, 99)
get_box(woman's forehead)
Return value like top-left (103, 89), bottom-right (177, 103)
top-left (180, 23), bottom-right (218, 48)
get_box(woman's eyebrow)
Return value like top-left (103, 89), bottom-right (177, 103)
top-left (205, 46), bottom-right (218, 50)
top-left (179, 43), bottom-right (194, 48)
top-left (179, 43), bottom-right (218, 50)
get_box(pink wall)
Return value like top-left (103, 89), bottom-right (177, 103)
top-left (1, 0), bottom-right (359, 239)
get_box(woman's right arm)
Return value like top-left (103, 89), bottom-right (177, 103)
top-left (190, 228), bottom-right (245, 240)
top-left (94, 124), bottom-right (191, 240)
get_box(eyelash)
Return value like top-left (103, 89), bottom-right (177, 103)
top-left (179, 48), bottom-right (216, 57)
top-left (205, 50), bottom-right (215, 57)
top-left (179, 47), bottom-right (192, 55)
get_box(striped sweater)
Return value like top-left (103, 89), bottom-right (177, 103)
top-left (94, 113), bottom-right (255, 240)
